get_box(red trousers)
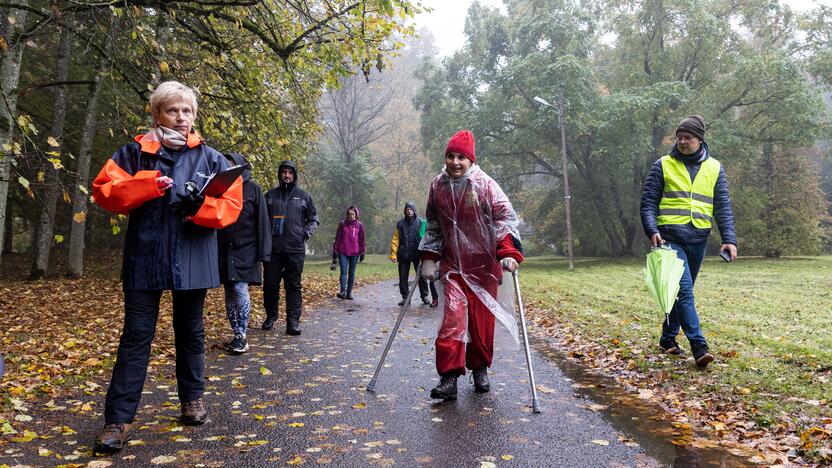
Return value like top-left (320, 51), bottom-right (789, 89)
top-left (435, 274), bottom-right (497, 376)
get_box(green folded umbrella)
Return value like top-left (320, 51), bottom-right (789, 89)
top-left (643, 245), bottom-right (685, 324)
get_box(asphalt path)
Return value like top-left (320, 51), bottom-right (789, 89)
top-left (2, 280), bottom-right (660, 467)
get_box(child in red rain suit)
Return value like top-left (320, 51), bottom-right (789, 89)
top-left (419, 130), bottom-right (524, 400)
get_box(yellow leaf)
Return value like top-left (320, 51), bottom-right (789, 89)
top-left (260, 366), bottom-right (272, 375)
top-left (352, 402), bottom-right (367, 409)
top-left (73, 211), bottom-right (86, 223)
top-left (592, 439), bottom-right (609, 446)
top-left (288, 422), bottom-right (304, 427)
top-left (287, 455), bottom-right (303, 465)
top-left (150, 455), bottom-right (177, 464)
top-left (63, 190), bottom-right (71, 203)
top-left (36, 171), bottom-right (44, 182)
top-left (248, 440), bottom-right (268, 446)
top-left (501, 454), bottom-right (514, 461)
top-left (159, 62), bottom-right (170, 73)
top-left (11, 429), bottom-right (38, 442)
top-left (47, 136), bottom-right (60, 147)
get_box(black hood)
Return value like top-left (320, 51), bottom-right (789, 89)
top-left (404, 200), bottom-right (418, 218)
top-left (278, 160), bottom-right (298, 189)
top-left (225, 152), bottom-right (252, 182)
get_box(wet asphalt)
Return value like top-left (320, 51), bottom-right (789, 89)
top-left (2, 280), bottom-right (661, 467)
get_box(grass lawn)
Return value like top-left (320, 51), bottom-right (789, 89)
top-left (520, 255), bottom-right (832, 424)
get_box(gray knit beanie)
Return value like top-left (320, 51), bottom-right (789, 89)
top-left (676, 115), bottom-right (706, 140)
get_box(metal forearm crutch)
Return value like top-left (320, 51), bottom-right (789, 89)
top-left (512, 270), bottom-right (541, 413)
top-left (366, 263), bottom-right (422, 392)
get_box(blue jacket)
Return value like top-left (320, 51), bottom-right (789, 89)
top-left (93, 132), bottom-right (243, 290)
top-left (640, 142), bottom-right (737, 246)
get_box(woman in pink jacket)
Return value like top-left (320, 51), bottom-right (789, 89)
top-left (331, 206), bottom-right (366, 299)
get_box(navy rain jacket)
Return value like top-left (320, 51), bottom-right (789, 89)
top-left (640, 141), bottom-right (737, 246)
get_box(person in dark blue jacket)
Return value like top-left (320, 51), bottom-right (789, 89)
top-left (640, 115), bottom-right (737, 369)
top-left (218, 153), bottom-right (271, 355)
top-left (91, 81), bottom-right (243, 453)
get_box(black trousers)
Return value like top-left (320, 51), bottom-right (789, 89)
top-left (397, 259), bottom-right (437, 301)
top-left (263, 252), bottom-right (305, 327)
top-left (104, 289), bottom-right (206, 423)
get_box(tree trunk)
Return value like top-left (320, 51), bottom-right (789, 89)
top-left (30, 18), bottom-right (72, 279)
top-left (3, 194), bottom-right (12, 253)
top-left (69, 22), bottom-right (113, 278)
top-left (0, 1), bottom-right (29, 265)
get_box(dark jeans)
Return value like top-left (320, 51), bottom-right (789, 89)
top-left (661, 242), bottom-right (708, 347)
top-left (397, 259), bottom-right (438, 301)
top-left (104, 289), bottom-right (207, 423)
top-left (263, 252), bottom-right (305, 327)
top-left (338, 254), bottom-right (359, 295)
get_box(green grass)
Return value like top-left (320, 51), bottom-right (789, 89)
top-left (304, 254), bottom-right (399, 285)
top-left (520, 256), bottom-right (832, 418)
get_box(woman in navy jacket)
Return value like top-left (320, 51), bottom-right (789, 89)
top-left (91, 81), bottom-right (242, 453)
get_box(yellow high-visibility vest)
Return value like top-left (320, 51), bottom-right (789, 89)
top-left (657, 155), bottom-right (721, 229)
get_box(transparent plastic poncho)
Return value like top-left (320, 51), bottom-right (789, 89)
top-left (419, 165), bottom-right (521, 345)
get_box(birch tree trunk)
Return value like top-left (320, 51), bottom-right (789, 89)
top-left (0, 2), bottom-right (29, 265)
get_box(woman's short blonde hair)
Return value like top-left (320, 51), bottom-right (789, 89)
top-left (149, 81), bottom-right (198, 119)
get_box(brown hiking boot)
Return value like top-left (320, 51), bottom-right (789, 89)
top-left (181, 398), bottom-right (208, 425)
top-left (93, 422), bottom-right (132, 454)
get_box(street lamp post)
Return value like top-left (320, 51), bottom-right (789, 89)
top-left (534, 94), bottom-right (575, 270)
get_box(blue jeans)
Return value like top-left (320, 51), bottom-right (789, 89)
top-left (661, 242), bottom-right (708, 347)
top-left (338, 254), bottom-right (359, 295)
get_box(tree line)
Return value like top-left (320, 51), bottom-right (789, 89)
top-left (414, 0), bottom-right (832, 257)
top-left (0, 0), bottom-right (420, 278)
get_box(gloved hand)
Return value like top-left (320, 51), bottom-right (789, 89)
top-left (173, 180), bottom-right (205, 217)
top-left (359, 254), bottom-right (365, 263)
top-left (329, 262), bottom-right (336, 271)
top-left (421, 259), bottom-right (437, 281)
top-left (501, 257), bottom-right (519, 272)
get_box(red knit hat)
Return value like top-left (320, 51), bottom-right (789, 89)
top-left (445, 130), bottom-right (476, 163)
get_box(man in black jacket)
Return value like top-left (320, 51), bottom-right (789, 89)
top-left (640, 115), bottom-right (737, 368)
top-left (389, 201), bottom-right (439, 307)
top-left (262, 160), bottom-right (319, 335)
top-left (218, 153), bottom-right (271, 354)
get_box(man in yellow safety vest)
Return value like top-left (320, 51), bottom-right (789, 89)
top-left (640, 115), bottom-right (737, 369)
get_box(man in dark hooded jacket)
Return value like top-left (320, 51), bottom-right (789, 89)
top-left (640, 115), bottom-right (737, 369)
top-left (389, 201), bottom-right (438, 307)
top-left (218, 153), bottom-right (271, 354)
top-left (262, 160), bottom-right (319, 335)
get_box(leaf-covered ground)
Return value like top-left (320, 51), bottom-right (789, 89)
top-left (520, 256), bottom-right (832, 465)
top-left (0, 253), bottom-right (393, 421)
top-left (0, 259), bottom-right (660, 467)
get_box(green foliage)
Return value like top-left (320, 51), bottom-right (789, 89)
top-left (415, 0), bottom-right (831, 256)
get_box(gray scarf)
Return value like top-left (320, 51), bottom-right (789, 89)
top-left (155, 125), bottom-right (188, 150)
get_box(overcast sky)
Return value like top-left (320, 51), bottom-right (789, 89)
top-left (415, 0), bottom-right (831, 57)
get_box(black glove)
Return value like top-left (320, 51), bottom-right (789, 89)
top-left (173, 180), bottom-right (205, 217)
top-left (359, 254), bottom-right (365, 262)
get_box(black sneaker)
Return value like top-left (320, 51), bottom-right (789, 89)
top-left (261, 316), bottom-right (276, 331)
top-left (346, 293), bottom-right (354, 300)
top-left (228, 336), bottom-right (248, 355)
top-left (421, 296), bottom-right (431, 305)
top-left (397, 299), bottom-right (406, 306)
top-left (336, 291), bottom-right (346, 299)
top-left (659, 338), bottom-right (685, 356)
top-left (692, 343), bottom-right (714, 368)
